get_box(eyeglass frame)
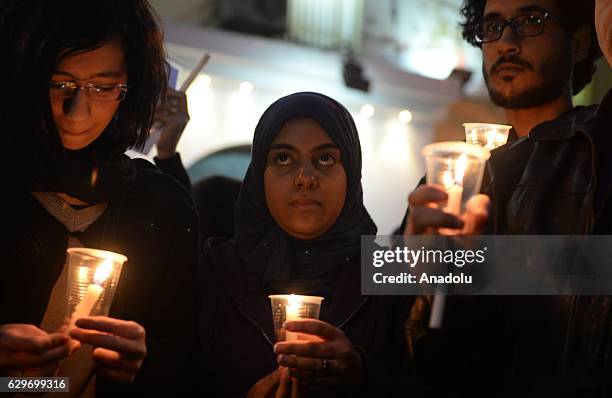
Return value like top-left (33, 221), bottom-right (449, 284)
top-left (474, 11), bottom-right (565, 44)
top-left (49, 80), bottom-right (129, 101)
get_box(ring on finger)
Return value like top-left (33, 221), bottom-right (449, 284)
top-left (320, 358), bottom-right (331, 375)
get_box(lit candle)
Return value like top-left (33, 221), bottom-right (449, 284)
top-left (285, 295), bottom-right (301, 341)
top-left (431, 153), bottom-right (467, 329)
top-left (68, 260), bottom-right (113, 330)
top-left (443, 170), bottom-right (463, 216)
top-left (439, 153), bottom-right (467, 234)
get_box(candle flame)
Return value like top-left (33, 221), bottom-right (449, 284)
top-left (454, 153), bottom-right (467, 185)
top-left (93, 260), bottom-right (113, 285)
top-left (485, 129), bottom-right (497, 149)
top-left (442, 170), bottom-right (454, 189)
top-left (287, 294), bottom-right (301, 307)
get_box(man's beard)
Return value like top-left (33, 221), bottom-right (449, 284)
top-left (483, 49), bottom-right (572, 109)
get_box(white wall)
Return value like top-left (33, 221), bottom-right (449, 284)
top-left (151, 24), bottom-right (465, 234)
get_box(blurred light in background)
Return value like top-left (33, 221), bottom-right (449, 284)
top-left (398, 109), bottom-right (413, 124)
top-left (199, 74), bottom-right (212, 88)
top-left (360, 104), bottom-right (375, 119)
top-left (239, 81), bottom-right (254, 95)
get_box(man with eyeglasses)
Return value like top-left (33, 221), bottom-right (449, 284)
top-left (403, 0), bottom-right (611, 396)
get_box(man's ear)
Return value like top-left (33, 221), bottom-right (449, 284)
top-left (573, 26), bottom-right (593, 62)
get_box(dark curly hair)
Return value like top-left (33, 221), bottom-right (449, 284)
top-left (460, 0), bottom-right (602, 95)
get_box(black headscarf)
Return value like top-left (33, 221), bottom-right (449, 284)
top-left (234, 92), bottom-right (377, 296)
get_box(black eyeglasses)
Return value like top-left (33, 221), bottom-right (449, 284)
top-left (475, 11), bottom-right (564, 44)
top-left (49, 81), bottom-right (128, 101)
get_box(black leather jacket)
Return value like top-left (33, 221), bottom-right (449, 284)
top-left (485, 94), bottom-right (611, 235)
top-left (407, 91), bottom-right (612, 398)
top-left (486, 93), bottom-right (611, 398)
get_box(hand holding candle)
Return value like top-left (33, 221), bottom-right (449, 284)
top-left (420, 142), bottom-right (490, 329)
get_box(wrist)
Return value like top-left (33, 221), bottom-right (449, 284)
top-left (155, 149), bottom-right (177, 160)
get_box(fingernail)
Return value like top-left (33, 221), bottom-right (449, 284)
top-left (278, 354), bottom-right (288, 365)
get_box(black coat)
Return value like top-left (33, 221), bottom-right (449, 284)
top-left (198, 237), bottom-right (414, 397)
top-left (401, 91), bottom-right (612, 397)
top-left (2, 159), bottom-right (200, 396)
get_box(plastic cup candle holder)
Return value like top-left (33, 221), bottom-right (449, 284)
top-left (422, 142), bottom-right (491, 235)
top-left (268, 294), bottom-right (324, 341)
top-left (463, 123), bottom-right (512, 150)
top-left (65, 248), bottom-right (127, 331)
top-left (421, 142), bottom-right (490, 329)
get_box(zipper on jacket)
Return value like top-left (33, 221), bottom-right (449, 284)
top-left (233, 302), bottom-right (275, 348)
top-left (337, 297), bottom-right (369, 330)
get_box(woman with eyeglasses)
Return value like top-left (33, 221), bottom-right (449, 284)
top-left (0, 0), bottom-right (199, 395)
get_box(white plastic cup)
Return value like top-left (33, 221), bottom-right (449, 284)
top-left (268, 294), bottom-right (324, 342)
top-left (422, 142), bottom-right (490, 228)
top-left (65, 248), bottom-right (127, 329)
top-left (463, 123), bottom-right (512, 150)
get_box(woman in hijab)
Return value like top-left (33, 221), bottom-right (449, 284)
top-left (199, 92), bottom-right (413, 397)
top-left (1, 1), bottom-right (198, 395)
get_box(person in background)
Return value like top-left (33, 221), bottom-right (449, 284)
top-left (402, 0), bottom-right (609, 396)
top-left (192, 176), bottom-right (242, 240)
top-left (152, 88), bottom-right (193, 192)
top-left (149, 92), bottom-right (243, 241)
top-left (595, 0), bottom-right (612, 66)
top-left (592, 0), bottom-right (612, 234)
top-left (0, 0), bottom-right (199, 395)
top-left (198, 92), bottom-right (412, 397)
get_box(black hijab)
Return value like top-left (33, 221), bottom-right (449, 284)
top-left (234, 92), bottom-right (377, 296)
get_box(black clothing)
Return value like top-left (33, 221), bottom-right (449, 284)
top-left (3, 159), bottom-right (200, 396)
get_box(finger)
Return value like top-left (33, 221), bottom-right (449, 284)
top-left (409, 207), bottom-right (464, 233)
top-left (275, 340), bottom-right (335, 359)
top-left (278, 354), bottom-right (336, 374)
top-left (255, 369), bottom-right (281, 396)
top-left (282, 320), bottom-right (340, 341)
top-left (1, 343), bottom-right (69, 370)
top-left (275, 367), bottom-right (292, 398)
top-left (463, 194), bottom-right (490, 234)
top-left (287, 368), bottom-right (318, 384)
top-left (164, 92), bottom-right (188, 111)
top-left (91, 347), bottom-right (142, 373)
top-left (93, 364), bottom-right (136, 384)
top-left (69, 328), bottom-right (146, 359)
top-left (68, 338), bottom-right (82, 354)
top-left (21, 363), bottom-right (58, 378)
top-left (290, 377), bottom-right (302, 398)
top-left (75, 317), bottom-right (145, 341)
top-left (0, 326), bottom-right (67, 354)
top-left (465, 194), bottom-right (490, 217)
top-left (408, 185), bottom-right (448, 207)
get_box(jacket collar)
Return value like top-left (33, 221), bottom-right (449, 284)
top-left (529, 109), bottom-right (578, 141)
top-left (527, 104), bottom-right (600, 142)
